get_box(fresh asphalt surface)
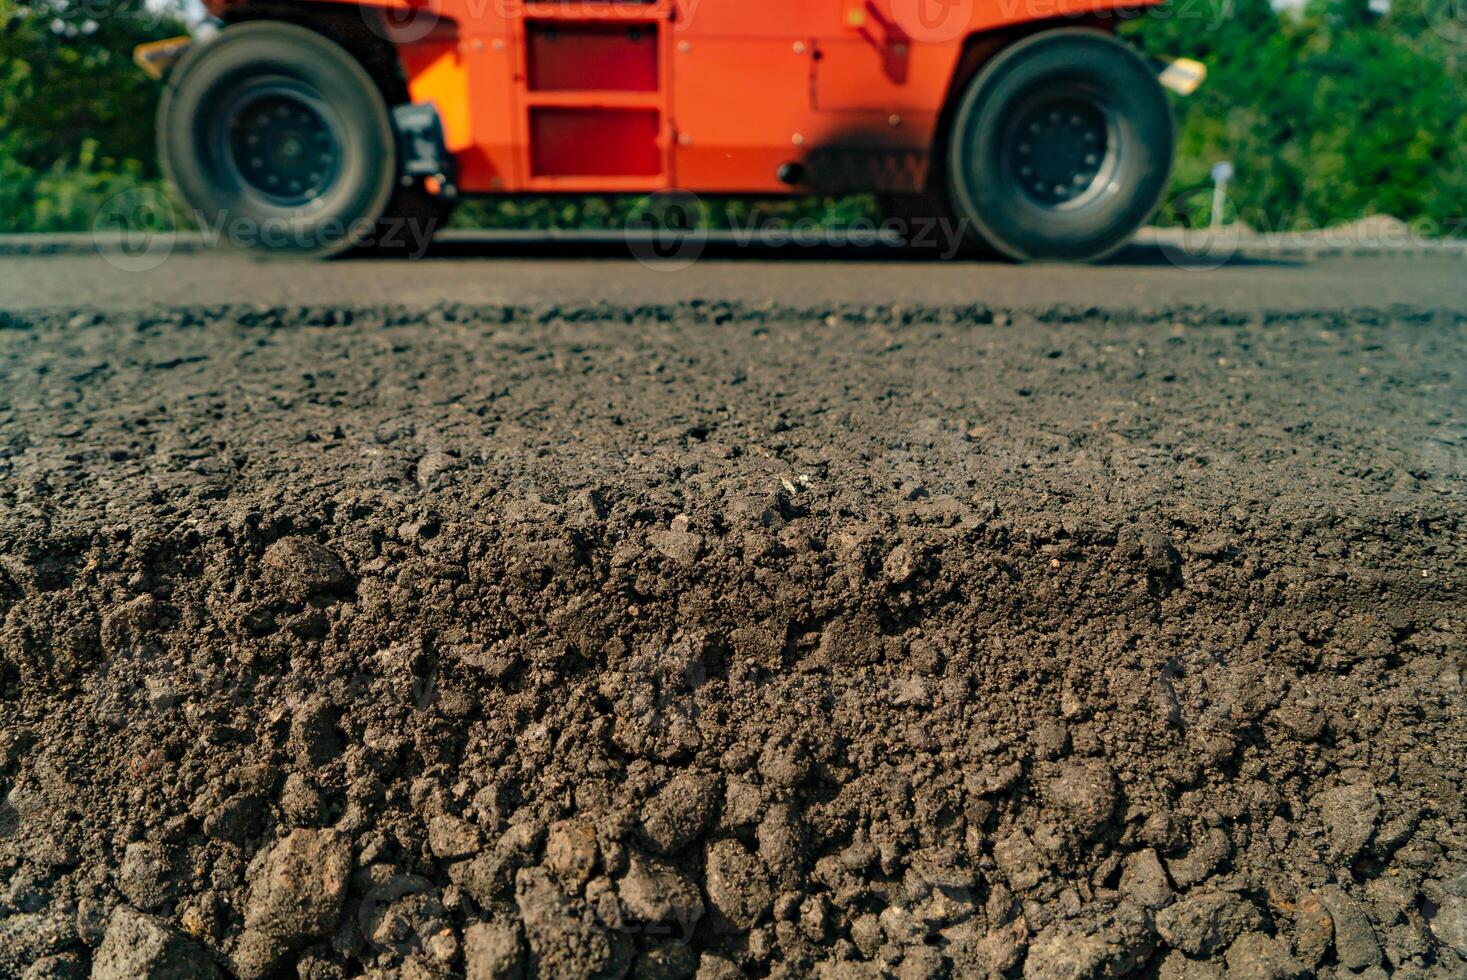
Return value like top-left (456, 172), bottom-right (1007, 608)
top-left (3, 232), bottom-right (1467, 975)
top-left (0, 234), bottom-right (1463, 313)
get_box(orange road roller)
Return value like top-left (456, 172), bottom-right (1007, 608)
top-left (140, 0), bottom-right (1204, 260)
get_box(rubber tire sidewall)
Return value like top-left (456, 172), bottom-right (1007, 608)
top-left (158, 22), bottom-right (398, 258)
top-left (946, 29), bottom-right (1174, 263)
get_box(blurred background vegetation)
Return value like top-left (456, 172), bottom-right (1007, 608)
top-left (1, 0), bottom-right (1464, 234)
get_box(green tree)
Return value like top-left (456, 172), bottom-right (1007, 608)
top-left (1125, 0), bottom-right (1467, 233)
top-left (0, 0), bottom-right (182, 231)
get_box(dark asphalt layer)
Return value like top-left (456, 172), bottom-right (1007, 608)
top-left (2, 233), bottom-right (1465, 977)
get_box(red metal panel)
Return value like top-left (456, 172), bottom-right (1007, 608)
top-left (530, 107), bottom-right (662, 177)
top-left (669, 36), bottom-right (815, 192)
top-left (526, 22), bottom-right (660, 92)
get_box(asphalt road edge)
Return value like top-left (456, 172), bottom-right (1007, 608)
top-left (4, 228), bottom-right (1465, 261)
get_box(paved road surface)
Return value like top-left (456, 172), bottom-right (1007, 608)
top-left (2, 235), bottom-right (1463, 312)
top-left (2, 234), bottom-right (1465, 977)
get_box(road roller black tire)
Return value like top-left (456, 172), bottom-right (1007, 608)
top-left (158, 21), bottom-right (398, 258)
top-left (946, 29), bottom-right (1174, 263)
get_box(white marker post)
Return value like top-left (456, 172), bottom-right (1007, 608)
top-left (1209, 161), bottom-right (1233, 230)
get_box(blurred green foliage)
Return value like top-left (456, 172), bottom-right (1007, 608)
top-left (1, 0), bottom-right (1464, 235)
top-left (1124, 0), bottom-right (1467, 231)
top-left (0, 0), bottom-right (180, 231)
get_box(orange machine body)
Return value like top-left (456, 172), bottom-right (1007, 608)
top-left (202, 0), bottom-right (1162, 197)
